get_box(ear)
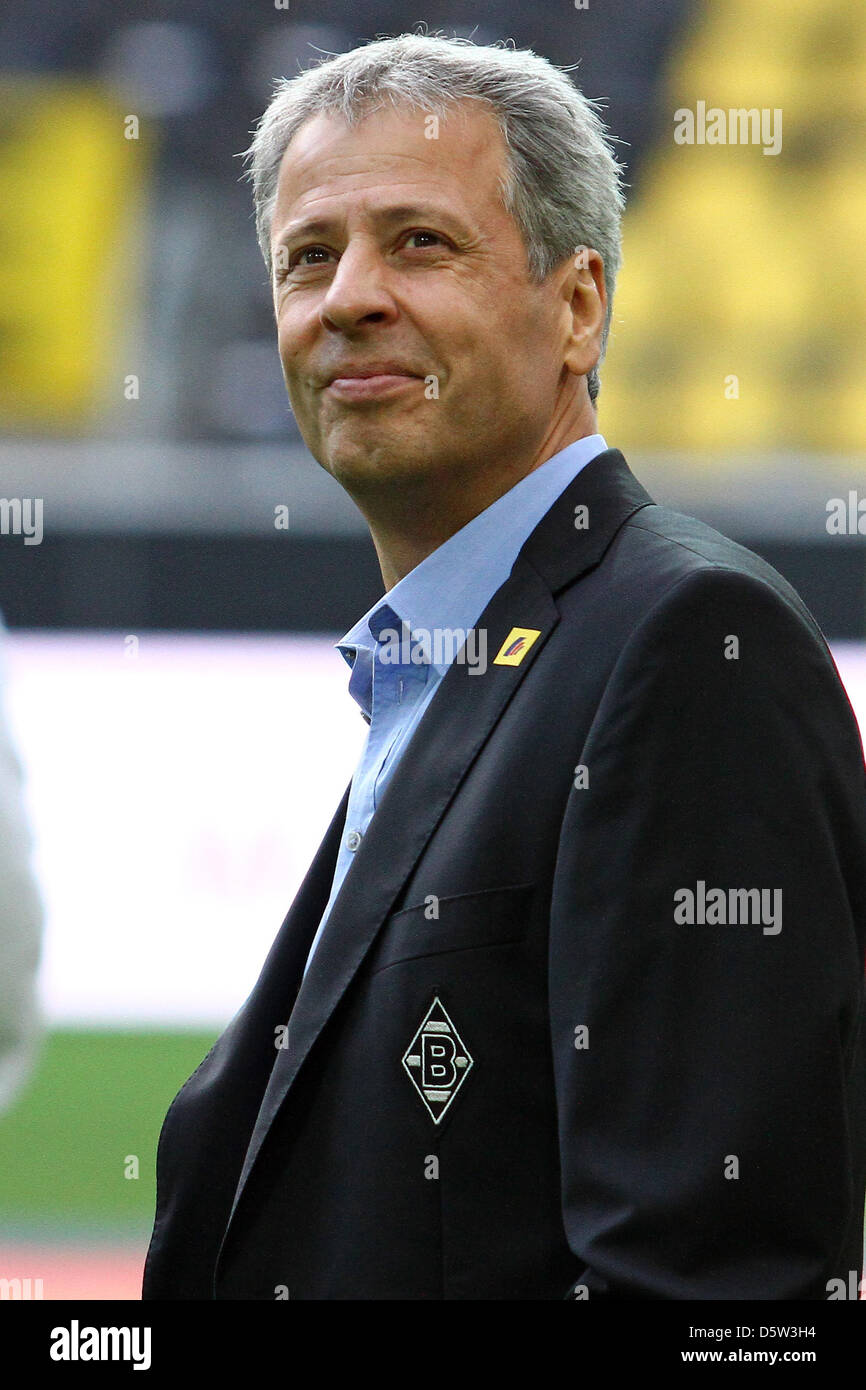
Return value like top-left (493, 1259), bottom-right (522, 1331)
top-left (560, 246), bottom-right (607, 380)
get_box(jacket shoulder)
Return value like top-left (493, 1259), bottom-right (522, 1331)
top-left (612, 503), bottom-right (825, 642)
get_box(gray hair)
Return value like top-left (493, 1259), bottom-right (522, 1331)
top-left (241, 31), bottom-right (626, 403)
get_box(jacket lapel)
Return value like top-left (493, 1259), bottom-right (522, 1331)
top-left (219, 448), bottom-right (654, 1245)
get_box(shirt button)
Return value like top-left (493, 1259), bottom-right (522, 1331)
top-left (346, 829), bottom-right (363, 851)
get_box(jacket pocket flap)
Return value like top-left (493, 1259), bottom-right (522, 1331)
top-left (372, 881), bottom-right (536, 972)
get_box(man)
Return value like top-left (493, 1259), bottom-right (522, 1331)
top-left (143, 34), bottom-right (866, 1300)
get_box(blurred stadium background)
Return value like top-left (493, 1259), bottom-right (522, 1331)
top-left (1, 0), bottom-right (864, 1299)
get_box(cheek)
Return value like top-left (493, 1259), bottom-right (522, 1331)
top-left (276, 320), bottom-right (299, 367)
top-left (275, 297), bottom-right (314, 356)
top-left (449, 289), bottom-right (538, 367)
top-left (276, 341), bottom-right (316, 413)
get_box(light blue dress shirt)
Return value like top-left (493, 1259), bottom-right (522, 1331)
top-left (302, 433), bottom-right (608, 975)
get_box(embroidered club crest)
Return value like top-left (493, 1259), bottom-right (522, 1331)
top-left (402, 996), bottom-right (473, 1123)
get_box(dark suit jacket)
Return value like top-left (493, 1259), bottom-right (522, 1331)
top-left (143, 448), bottom-right (866, 1300)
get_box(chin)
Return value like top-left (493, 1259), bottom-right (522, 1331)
top-left (323, 438), bottom-right (432, 489)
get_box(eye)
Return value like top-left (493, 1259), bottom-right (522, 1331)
top-left (403, 230), bottom-right (446, 249)
top-left (272, 245), bottom-right (334, 282)
top-left (289, 245), bottom-right (332, 269)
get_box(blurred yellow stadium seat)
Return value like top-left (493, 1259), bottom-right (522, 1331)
top-left (0, 77), bottom-right (150, 431)
top-left (602, 0), bottom-right (865, 455)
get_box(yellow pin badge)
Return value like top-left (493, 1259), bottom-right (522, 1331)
top-left (493, 627), bottom-right (542, 666)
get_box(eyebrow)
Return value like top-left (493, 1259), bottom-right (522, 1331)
top-left (272, 203), bottom-right (469, 250)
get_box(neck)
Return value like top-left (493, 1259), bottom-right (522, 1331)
top-left (362, 402), bottom-right (599, 590)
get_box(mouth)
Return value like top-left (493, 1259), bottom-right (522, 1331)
top-left (325, 373), bottom-right (421, 401)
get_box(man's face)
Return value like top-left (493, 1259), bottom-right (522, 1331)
top-left (269, 100), bottom-right (584, 497)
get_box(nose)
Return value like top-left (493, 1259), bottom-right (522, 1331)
top-left (319, 237), bottom-right (398, 333)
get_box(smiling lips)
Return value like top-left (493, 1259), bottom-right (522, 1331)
top-left (325, 363), bottom-right (423, 400)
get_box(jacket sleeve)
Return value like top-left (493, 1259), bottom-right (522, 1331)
top-left (549, 566), bottom-right (866, 1299)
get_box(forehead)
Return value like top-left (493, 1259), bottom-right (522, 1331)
top-left (270, 100), bottom-right (511, 238)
